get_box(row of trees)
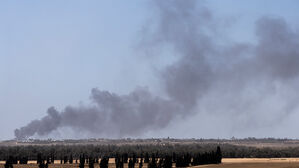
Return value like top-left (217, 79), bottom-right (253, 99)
top-left (3, 147), bottom-right (222, 168)
top-left (0, 144), bottom-right (223, 160)
top-left (3, 142), bottom-right (299, 159)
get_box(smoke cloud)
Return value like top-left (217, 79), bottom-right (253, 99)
top-left (15, 0), bottom-right (299, 139)
top-left (15, 87), bottom-right (180, 139)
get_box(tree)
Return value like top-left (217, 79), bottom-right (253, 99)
top-left (64, 156), bottom-right (68, 164)
top-left (144, 153), bottom-right (149, 163)
top-left (69, 154), bottom-right (73, 164)
top-left (50, 154), bottom-right (55, 164)
top-left (139, 158), bottom-right (143, 168)
top-left (123, 153), bottom-right (128, 163)
top-left (100, 157), bottom-right (109, 168)
top-left (148, 156), bottom-right (157, 168)
top-left (89, 157), bottom-right (94, 168)
top-left (216, 146), bottom-right (222, 164)
top-left (79, 155), bottom-right (85, 168)
top-left (5, 156), bottom-right (13, 168)
top-left (37, 153), bottom-right (43, 165)
top-left (128, 158), bottom-right (134, 168)
top-left (38, 160), bottom-right (45, 168)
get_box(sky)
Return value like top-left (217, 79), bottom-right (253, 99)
top-left (1, 0), bottom-right (299, 140)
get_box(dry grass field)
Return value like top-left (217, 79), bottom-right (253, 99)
top-left (200, 158), bottom-right (299, 168)
top-left (1, 158), bottom-right (299, 168)
top-left (196, 162), bottom-right (299, 168)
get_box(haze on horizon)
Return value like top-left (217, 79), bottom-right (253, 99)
top-left (1, 0), bottom-right (299, 140)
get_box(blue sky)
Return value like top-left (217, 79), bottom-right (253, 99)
top-left (1, 0), bottom-right (299, 140)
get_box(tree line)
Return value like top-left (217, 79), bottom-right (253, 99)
top-left (2, 146), bottom-right (222, 168)
top-left (1, 142), bottom-right (299, 160)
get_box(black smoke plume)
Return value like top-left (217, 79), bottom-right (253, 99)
top-left (15, 0), bottom-right (299, 139)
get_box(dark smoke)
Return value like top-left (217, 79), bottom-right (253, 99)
top-left (15, 87), bottom-right (181, 139)
top-left (15, 0), bottom-right (299, 139)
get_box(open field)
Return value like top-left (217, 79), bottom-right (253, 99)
top-left (200, 162), bottom-right (299, 168)
top-left (200, 158), bottom-right (299, 168)
top-left (2, 158), bottom-right (299, 168)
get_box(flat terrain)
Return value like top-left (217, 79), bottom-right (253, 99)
top-left (2, 138), bottom-right (299, 148)
top-left (1, 158), bottom-right (299, 168)
top-left (200, 158), bottom-right (299, 168)
top-left (2, 139), bottom-right (299, 167)
top-left (199, 163), bottom-right (299, 168)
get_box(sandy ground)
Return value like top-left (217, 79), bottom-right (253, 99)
top-left (196, 163), bottom-right (299, 168)
top-left (222, 158), bottom-right (299, 163)
top-left (196, 158), bottom-right (299, 168)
